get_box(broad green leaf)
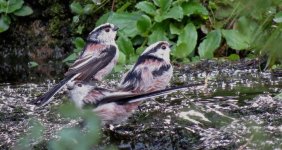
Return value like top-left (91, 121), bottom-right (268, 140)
top-left (14, 5), bottom-right (33, 16)
top-left (7, 0), bottom-right (24, 13)
top-left (154, 5), bottom-right (183, 22)
top-left (198, 30), bottom-right (221, 59)
top-left (0, 15), bottom-right (10, 32)
top-left (148, 25), bottom-right (168, 44)
top-left (222, 29), bottom-right (250, 50)
top-left (163, 5), bottom-right (183, 21)
top-left (170, 23), bottom-right (182, 35)
top-left (117, 51), bottom-right (126, 65)
top-left (73, 37), bottom-right (85, 49)
top-left (237, 16), bottom-right (258, 44)
top-left (136, 15), bottom-right (151, 34)
top-left (136, 46), bottom-right (145, 55)
top-left (153, 0), bottom-right (160, 7)
top-left (228, 54), bottom-right (240, 61)
top-left (172, 43), bottom-right (190, 58)
top-left (0, 0), bottom-right (7, 13)
top-left (177, 23), bottom-right (197, 55)
top-left (274, 12), bottom-right (282, 23)
top-left (182, 1), bottom-right (208, 17)
top-left (158, 0), bottom-right (172, 13)
top-left (70, 2), bottom-right (83, 15)
top-left (107, 12), bottom-right (141, 37)
top-left (96, 12), bottom-right (112, 26)
top-left (129, 55), bottom-right (139, 64)
top-left (83, 4), bottom-right (94, 14)
top-left (135, 1), bottom-right (156, 16)
top-left (116, 33), bottom-right (134, 57)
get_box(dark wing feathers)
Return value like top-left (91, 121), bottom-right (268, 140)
top-left (65, 45), bottom-right (116, 81)
top-left (121, 55), bottom-right (163, 85)
top-left (152, 64), bottom-right (171, 77)
top-left (97, 83), bottom-right (204, 106)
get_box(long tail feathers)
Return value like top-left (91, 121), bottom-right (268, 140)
top-left (31, 75), bottom-right (75, 107)
top-left (96, 83), bottom-right (203, 106)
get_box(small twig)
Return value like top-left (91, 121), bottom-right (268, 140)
top-left (111, 0), bottom-right (115, 11)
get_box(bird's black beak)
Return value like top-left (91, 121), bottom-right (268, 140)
top-left (169, 44), bottom-right (173, 48)
top-left (113, 26), bottom-right (119, 31)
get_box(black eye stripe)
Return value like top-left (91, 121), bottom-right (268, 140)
top-left (143, 42), bottom-right (169, 55)
top-left (95, 25), bottom-right (112, 33)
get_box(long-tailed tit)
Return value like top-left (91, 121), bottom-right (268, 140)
top-left (32, 23), bottom-right (119, 107)
top-left (67, 81), bottom-right (203, 124)
top-left (119, 41), bottom-right (173, 93)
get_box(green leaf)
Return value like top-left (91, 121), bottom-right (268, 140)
top-left (73, 37), bottom-right (85, 49)
top-left (116, 33), bottom-right (134, 57)
top-left (13, 5), bottom-right (33, 16)
top-left (222, 29), bottom-right (250, 50)
top-left (274, 12), bottom-right (282, 23)
top-left (182, 1), bottom-right (209, 17)
top-left (198, 30), bottom-right (221, 59)
top-left (228, 54), bottom-right (240, 61)
top-left (83, 4), bottom-right (94, 15)
top-left (237, 16), bottom-right (258, 44)
top-left (0, 1), bottom-right (7, 13)
top-left (170, 23), bottom-right (182, 35)
top-left (7, 0), bottom-right (24, 13)
top-left (0, 15), bottom-right (10, 32)
top-left (28, 61), bottom-right (38, 68)
top-left (154, 5), bottom-right (183, 22)
top-left (70, 2), bottom-right (83, 15)
top-left (158, 0), bottom-right (172, 13)
top-left (117, 51), bottom-right (126, 65)
top-left (163, 5), bottom-right (183, 21)
top-left (107, 12), bottom-right (141, 37)
top-left (177, 23), bottom-right (197, 55)
top-left (172, 43), bottom-right (190, 58)
top-left (116, 2), bottom-right (131, 13)
top-left (136, 46), bottom-right (145, 55)
top-left (63, 53), bottom-right (78, 63)
top-left (135, 1), bottom-right (156, 16)
top-left (96, 12), bottom-right (112, 26)
top-left (148, 25), bottom-right (168, 44)
top-left (136, 15), bottom-right (151, 34)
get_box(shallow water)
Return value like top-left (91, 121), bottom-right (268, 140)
top-left (0, 60), bottom-right (282, 149)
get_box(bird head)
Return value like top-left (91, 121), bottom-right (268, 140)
top-left (87, 23), bottom-right (119, 44)
top-left (67, 81), bottom-right (95, 104)
top-left (142, 41), bottom-right (172, 62)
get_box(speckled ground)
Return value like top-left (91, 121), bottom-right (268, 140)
top-left (1, 60), bottom-right (282, 149)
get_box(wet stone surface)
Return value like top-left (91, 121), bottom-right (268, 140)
top-left (0, 59), bottom-right (282, 149)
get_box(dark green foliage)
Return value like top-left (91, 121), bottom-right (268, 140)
top-left (0, 0), bottom-right (33, 32)
top-left (15, 103), bottom-right (104, 150)
top-left (63, 0), bottom-right (282, 69)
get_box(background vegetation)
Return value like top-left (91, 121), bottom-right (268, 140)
top-left (64, 0), bottom-right (282, 70)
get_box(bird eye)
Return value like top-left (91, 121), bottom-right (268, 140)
top-left (105, 28), bottom-right (110, 32)
top-left (77, 83), bottom-right (82, 87)
top-left (161, 45), bottom-right (166, 50)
